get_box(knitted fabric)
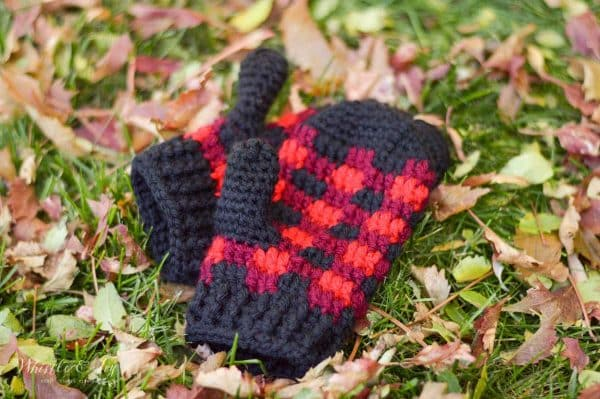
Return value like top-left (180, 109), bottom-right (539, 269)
top-left (185, 100), bottom-right (450, 377)
top-left (131, 48), bottom-right (288, 283)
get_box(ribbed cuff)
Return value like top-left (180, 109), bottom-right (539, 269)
top-left (131, 137), bottom-right (216, 284)
top-left (185, 262), bottom-right (354, 378)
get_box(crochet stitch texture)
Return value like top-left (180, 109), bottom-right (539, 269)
top-left (185, 101), bottom-right (449, 377)
top-left (131, 48), bottom-right (289, 283)
top-left (131, 48), bottom-right (450, 378)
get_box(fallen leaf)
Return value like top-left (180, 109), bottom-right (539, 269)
top-left (165, 385), bottom-right (205, 399)
top-left (500, 143), bottom-right (553, 184)
top-left (518, 212), bottom-right (562, 234)
top-left (280, 0), bottom-right (346, 82)
top-left (117, 341), bottom-right (162, 379)
top-left (397, 65), bottom-right (425, 111)
top-left (42, 250), bottom-right (78, 292)
top-left (566, 11), bottom-right (600, 59)
top-left (418, 381), bottom-right (464, 399)
top-left (430, 184), bottom-right (490, 221)
top-left (229, 0), bottom-right (273, 33)
top-left (391, 42), bottom-right (419, 70)
top-left (40, 195), bottom-right (62, 221)
top-left (93, 282), bottom-right (127, 331)
top-left (0, 334), bottom-right (17, 365)
top-left (452, 255), bottom-right (491, 283)
top-left (472, 299), bottom-right (507, 363)
top-left (579, 384), bottom-right (600, 399)
top-left (343, 6), bottom-right (387, 35)
top-left (159, 282), bottom-right (196, 304)
top-left (0, 147), bottom-right (16, 181)
top-left (509, 316), bottom-right (558, 365)
top-left (403, 340), bottom-right (475, 371)
top-left (450, 37), bottom-right (485, 63)
top-left (562, 337), bottom-right (589, 372)
top-left (46, 315), bottom-right (95, 341)
top-left (92, 34), bottom-right (133, 82)
top-left (473, 212), bottom-right (569, 282)
top-left (462, 172), bottom-right (529, 187)
top-left (85, 194), bottom-right (113, 256)
top-left (504, 285), bottom-right (581, 325)
top-left (411, 265), bottom-right (451, 305)
top-left (570, 59), bottom-right (600, 102)
top-left (497, 83), bottom-right (522, 122)
top-left (485, 24), bottom-right (536, 71)
top-left (19, 353), bottom-right (86, 399)
top-left (514, 230), bottom-right (562, 266)
top-left (560, 201), bottom-right (580, 255)
top-left (581, 200), bottom-right (600, 235)
top-left (195, 366), bottom-right (260, 397)
top-left (135, 56), bottom-right (181, 77)
top-left (453, 150), bottom-right (480, 179)
top-left (129, 4), bottom-right (205, 39)
top-left (555, 122), bottom-right (600, 157)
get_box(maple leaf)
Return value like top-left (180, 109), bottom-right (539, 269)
top-left (19, 352), bottom-right (86, 399)
top-left (92, 34), bottom-right (133, 82)
top-left (472, 212), bottom-right (569, 282)
top-left (280, 0), bottom-right (346, 83)
top-left (403, 340), bottom-right (475, 372)
top-left (509, 316), bottom-right (558, 365)
top-left (472, 298), bottom-right (507, 363)
top-left (505, 285), bottom-right (582, 325)
top-left (561, 337), bottom-right (589, 372)
top-left (411, 265), bottom-right (451, 305)
top-left (565, 11), bottom-right (600, 59)
top-left (430, 184), bottom-right (490, 221)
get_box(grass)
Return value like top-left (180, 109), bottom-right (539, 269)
top-left (1, 0), bottom-right (600, 397)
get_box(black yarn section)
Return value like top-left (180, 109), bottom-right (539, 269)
top-left (300, 247), bottom-right (333, 269)
top-left (219, 48), bottom-right (289, 149)
top-left (214, 139), bottom-right (281, 248)
top-left (291, 169), bottom-right (327, 199)
top-left (330, 223), bottom-right (360, 240)
top-left (186, 264), bottom-right (354, 378)
top-left (131, 137), bottom-right (215, 284)
top-left (271, 201), bottom-right (302, 226)
top-left (351, 188), bottom-right (384, 212)
top-left (306, 100), bottom-right (450, 181)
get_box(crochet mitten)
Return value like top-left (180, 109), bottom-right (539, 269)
top-left (130, 48), bottom-right (288, 283)
top-left (186, 100), bottom-right (450, 377)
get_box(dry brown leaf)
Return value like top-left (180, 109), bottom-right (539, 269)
top-left (462, 172), bottom-right (529, 187)
top-left (472, 298), bottom-right (507, 363)
top-left (92, 34), bottom-right (133, 82)
top-left (485, 24), bottom-right (536, 71)
top-left (560, 201), bottom-right (581, 255)
top-left (497, 83), bottom-right (522, 122)
top-left (391, 42), bottom-right (419, 70)
top-left (280, 0), bottom-right (346, 82)
top-left (430, 184), bottom-right (490, 221)
top-left (0, 147), bottom-right (16, 181)
top-left (117, 341), bottom-right (162, 379)
top-left (579, 384), bottom-right (600, 399)
top-left (566, 11), bottom-right (600, 59)
top-left (473, 213), bottom-right (569, 282)
top-left (450, 37), bottom-right (485, 63)
top-left (509, 316), bottom-right (558, 365)
top-left (40, 195), bottom-right (62, 221)
top-left (581, 200), bottom-right (600, 235)
top-left (514, 230), bottom-right (562, 265)
top-left (397, 65), bottom-right (425, 111)
top-left (135, 55), bottom-right (181, 77)
top-left (129, 4), bottom-right (205, 39)
top-left (159, 282), bottom-right (196, 304)
top-left (418, 382), bottom-right (465, 399)
top-left (403, 340), bottom-right (475, 371)
top-left (555, 122), bottom-right (600, 157)
top-left (165, 385), bottom-right (206, 399)
top-left (561, 337), bottom-right (589, 372)
top-left (505, 285), bottom-right (582, 325)
top-left (84, 194), bottom-right (113, 257)
top-left (42, 250), bottom-right (78, 292)
top-left (20, 352), bottom-right (86, 399)
top-left (574, 229), bottom-right (600, 268)
top-left (195, 366), bottom-right (260, 397)
top-left (411, 265), bottom-right (451, 305)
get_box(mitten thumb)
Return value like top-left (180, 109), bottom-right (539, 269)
top-left (219, 48), bottom-right (288, 148)
top-left (214, 138), bottom-right (280, 247)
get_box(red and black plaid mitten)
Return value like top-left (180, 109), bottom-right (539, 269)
top-left (131, 49), bottom-right (289, 283)
top-left (185, 100), bottom-right (450, 377)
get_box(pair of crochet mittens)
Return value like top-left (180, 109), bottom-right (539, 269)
top-left (131, 49), bottom-right (450, 377)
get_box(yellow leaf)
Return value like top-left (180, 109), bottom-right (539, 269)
top-left (230, 0), bottom-right (274, 33)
